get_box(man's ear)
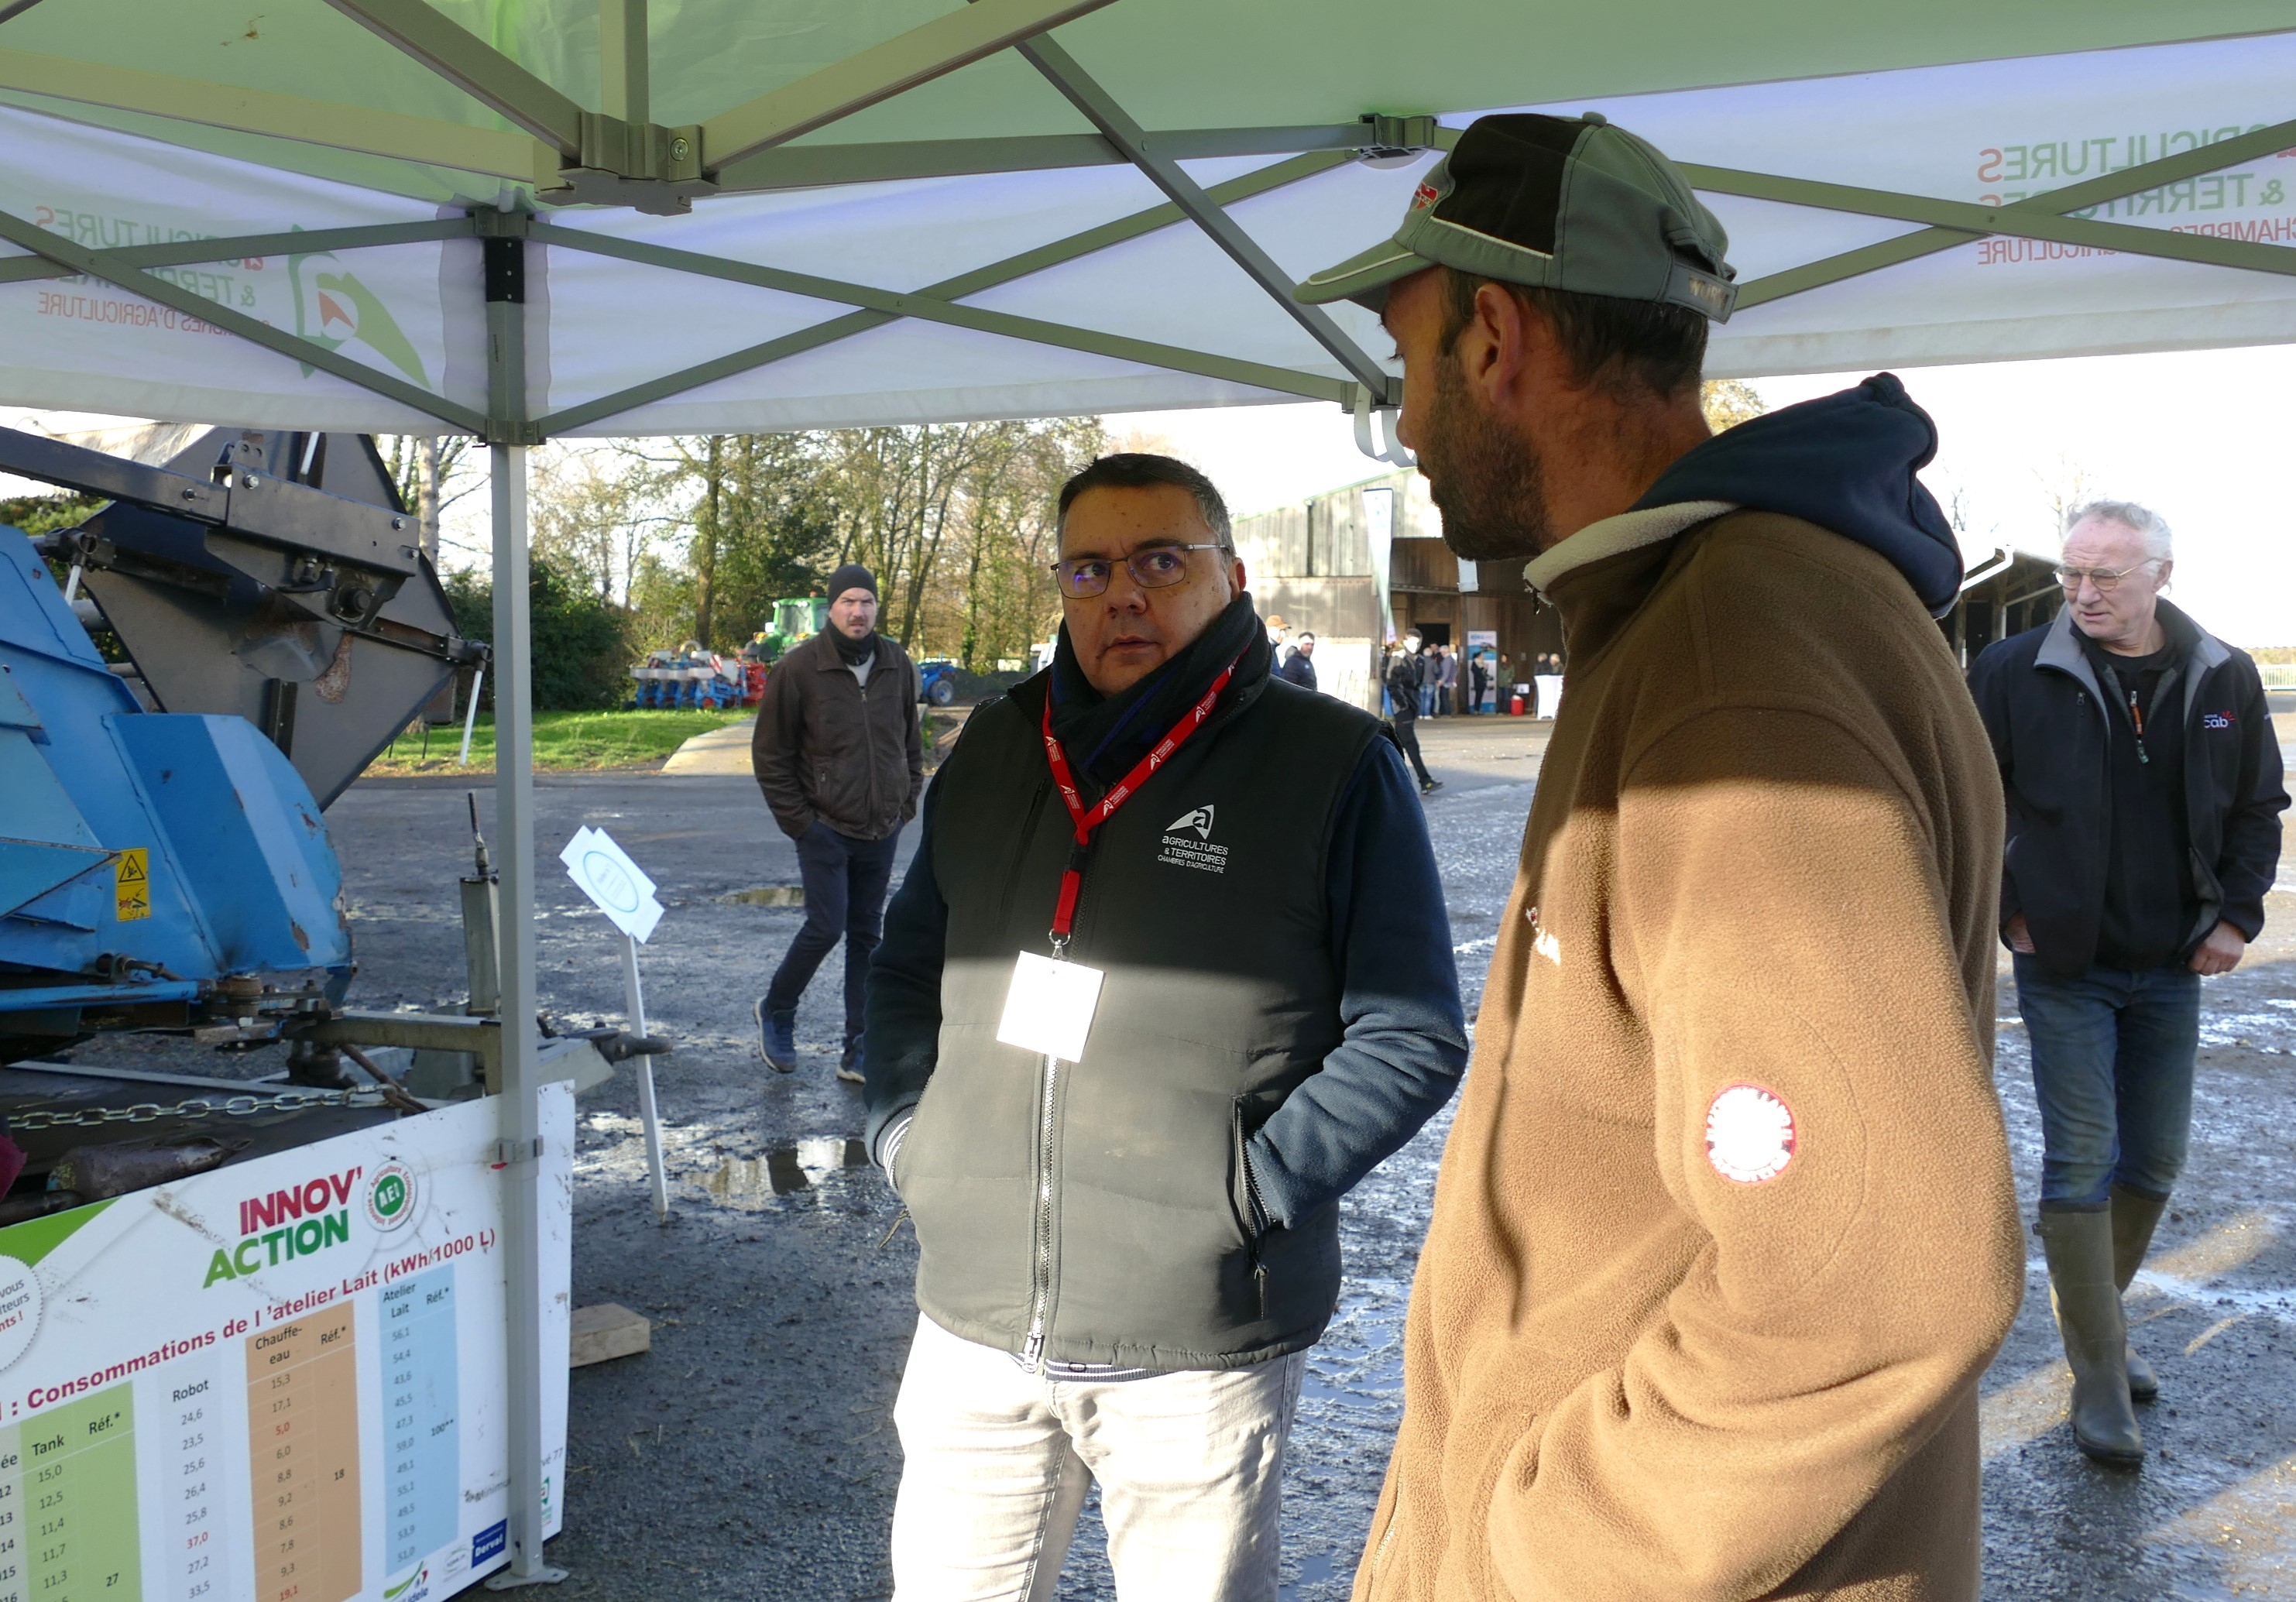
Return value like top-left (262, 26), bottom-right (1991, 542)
top-left (1466, 280), bottom-right (1539, 403)
top-left (1229, 555), bottom-right (1248, 596)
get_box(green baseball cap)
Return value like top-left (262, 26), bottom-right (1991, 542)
top-left (1298, 111), bottom-right (1736, 321)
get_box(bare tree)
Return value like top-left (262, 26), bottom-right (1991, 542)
top-left (2034, 455), bottom-right (2099, 539)
top-left (380, 434), bottom-right (480, 562)
top-left (527, 444), bottom-right (679, 606)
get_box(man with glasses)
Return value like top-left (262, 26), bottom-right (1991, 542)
top-left (1972, 499), bottom-right (2285, 1466)
top-left (860, 452), bottom-right (1467, 1600)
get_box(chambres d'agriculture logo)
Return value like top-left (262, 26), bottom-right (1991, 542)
top-left (366, 1161), bottom-right (418, 1233)
top-left (287, 232), bottom-right (431, 388)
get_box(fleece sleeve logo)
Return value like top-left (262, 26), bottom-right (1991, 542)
top-left (1704, 1083), bottom-right (1798, 1184)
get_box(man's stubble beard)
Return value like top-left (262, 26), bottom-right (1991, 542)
top-left (1419, 352), bottom-right (1552, 563)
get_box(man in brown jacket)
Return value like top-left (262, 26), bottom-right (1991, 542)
top-left (1299, 115), bottom-right (2023, 1599)
top-left (751, 562), bottom-right (923, 1081)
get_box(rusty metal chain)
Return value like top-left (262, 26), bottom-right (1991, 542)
top-left (4, 1087), bottom-right (393, 1133)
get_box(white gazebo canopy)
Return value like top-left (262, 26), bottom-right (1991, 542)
top-left (3, 2), bottom-right (2294, 439)
top-left (3, 1), bottom-right (2292, 1587)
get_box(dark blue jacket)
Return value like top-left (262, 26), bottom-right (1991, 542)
top-left (1970, 601), bottom-right (2286, 976)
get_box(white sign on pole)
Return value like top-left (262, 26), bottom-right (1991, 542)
top-left (558, 827), bottom-right (664, 944)
top-left (559, 827), bottom-right (672, 1222)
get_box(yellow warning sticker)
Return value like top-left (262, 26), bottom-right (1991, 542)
top-left (114, 847), bottom-right (151, 922)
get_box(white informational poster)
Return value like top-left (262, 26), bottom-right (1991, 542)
top-left (0, 1086), bottom-right (575, 1602)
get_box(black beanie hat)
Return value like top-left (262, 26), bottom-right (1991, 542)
top-left (827, 563), bottom-right (877, 602)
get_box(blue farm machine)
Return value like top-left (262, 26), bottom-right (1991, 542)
top-left (0, 424), bottom-right (651, 1201)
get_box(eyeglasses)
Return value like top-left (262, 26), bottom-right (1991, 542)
top-left (1050, 542), bottom-right (1229, 599)
top-left (2054, 560), bottom-right (2163, 592)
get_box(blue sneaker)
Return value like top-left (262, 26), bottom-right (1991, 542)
top-left (755, 999), bottom-right (797, 1072)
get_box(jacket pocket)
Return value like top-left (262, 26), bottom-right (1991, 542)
top-left (889, 1073), bottom-right (938, 1201)
top-left (1229, 1099), bottom-right (1269, 1318)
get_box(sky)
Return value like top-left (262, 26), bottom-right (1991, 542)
top-left (6, 342), bottom-right (2294, 643)
top-left (1113, 343), bottom-right (2296, 647)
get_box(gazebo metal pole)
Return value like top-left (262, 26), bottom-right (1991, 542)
top-left (478, 217), bottom-right (564, 1590)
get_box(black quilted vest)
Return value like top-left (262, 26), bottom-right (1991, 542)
top-left (894, 671), bottom-right (1381, 1369)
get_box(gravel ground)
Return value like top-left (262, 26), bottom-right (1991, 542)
top-left (67, 715), bottom-right (2296, 1599)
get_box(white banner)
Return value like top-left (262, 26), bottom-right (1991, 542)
top-left (2, 30), bottom-right (2293, 432)
top-left (0, 1085), bottom-right (573, 1602)
top-left (1541, 31), bottom-right (2296, 376)
top-left (0, 107), bottom-right (481, 431)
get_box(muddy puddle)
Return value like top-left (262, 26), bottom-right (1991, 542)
top-left (697, 1136), bottom-right (870, 1206)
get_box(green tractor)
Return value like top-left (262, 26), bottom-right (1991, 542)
top-left (744, 596), bottom-right (831, 666)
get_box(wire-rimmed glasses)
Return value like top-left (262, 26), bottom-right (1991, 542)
top-left (2054, 560), bottom-right (2164, 592)
top-left (1051, 542), bottom-right (1230, 599)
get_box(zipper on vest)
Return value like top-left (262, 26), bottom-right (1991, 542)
top-left (1021, 1048), bottom-right (1060, 1373)
top-left (1233, 1099), bottom-right (1269, 1319)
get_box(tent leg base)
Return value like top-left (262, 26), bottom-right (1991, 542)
top-left (486, 1565), bottom-right (570, 1590)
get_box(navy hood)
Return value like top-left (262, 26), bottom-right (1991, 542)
top-left (1632, 372), bottom-right (1961, 615)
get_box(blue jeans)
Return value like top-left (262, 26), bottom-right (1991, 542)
top-left (1418, 684), bottom-right (1435, 717)
top-left (764, 821), bottom-right (901, 1046)
top-left (2013, 953), bottom-right (2199, 1210)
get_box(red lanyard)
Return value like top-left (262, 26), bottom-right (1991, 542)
top-left (1038, 652), bottom-right (1244, 947)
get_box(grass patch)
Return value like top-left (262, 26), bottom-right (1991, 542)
top-left (367, 709), bottom-right (751, 776)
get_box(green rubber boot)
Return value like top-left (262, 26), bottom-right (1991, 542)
top-left (2111, 1185), bottom-right (2168, 1404)
top-left (2037, 1210), bottom-right (2143, 1467)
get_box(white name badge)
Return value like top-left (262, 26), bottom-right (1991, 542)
top-left (995, 951), bottom-right (1105, 1062)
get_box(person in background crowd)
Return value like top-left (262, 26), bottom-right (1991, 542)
top-left (1386, 635), bottom-right (1440, 794)
top-left (751, 563), bottom-right (924, 1082)
top-left (1467, 648), bottom-right (1489, 715)
top-left (1415, 644), bottom-right (1436, 717)
top-left (1300, 108), bottom-right (2021, 1600)
top-left (863, 451), bottom-right (1467, 1601)
top-left (1970, 499), bottom-right (2286, 1467)
top-left (1278, 629), bottom-right (1318, 691)
top-left (1436, 644), bottom-right (1460, 715)
top-left (1266, 612), bottom-right (1291, 662)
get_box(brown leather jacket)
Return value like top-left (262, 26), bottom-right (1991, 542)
top-left (750, 629), bottom-right (924, 842)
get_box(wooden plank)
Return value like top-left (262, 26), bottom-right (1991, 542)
top-left (570, 1302), bottom-right (651, 1368)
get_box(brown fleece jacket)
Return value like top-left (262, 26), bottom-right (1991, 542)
top-left (1356, 508), bottom-right (2023, 1602)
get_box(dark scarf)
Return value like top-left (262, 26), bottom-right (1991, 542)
top-left (828, 625), bottom-right (878, 667)
top-left (1048, 592), bottom-right (1269, 792)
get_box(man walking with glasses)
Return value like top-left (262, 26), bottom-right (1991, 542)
top-left (862, 452), bottom-right (1467, 1600)
top-left (1972, 500), bottom-right (2285, 1466)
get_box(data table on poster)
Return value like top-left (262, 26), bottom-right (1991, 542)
top-left (163, 1351), bottom-right (233, 1602)
top-left (0, 1386), bottom-right (141, 1602)
top-left (379, 1267), bottom-right (458, 1573)
top-left (246, 1307), bottom-right (362, 1602)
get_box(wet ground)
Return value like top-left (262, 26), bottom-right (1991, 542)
top-left (60, 715), bottom-right (2296, 1598)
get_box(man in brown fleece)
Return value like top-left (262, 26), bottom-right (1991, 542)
top-left (1298, 114), bottom-right (2024, 1600)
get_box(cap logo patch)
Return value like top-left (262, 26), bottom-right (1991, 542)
top-left (1680, 273), bottom-right (1732, 316)
top-left (1411, 181), bottom-right (1440, 211)
top-left (1704, 1083), bottom-right (1796, 1184)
